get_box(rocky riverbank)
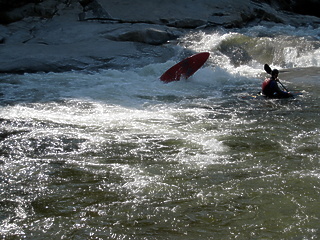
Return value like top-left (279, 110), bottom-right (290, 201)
top-left (0, 0), bottom-right (319, 73)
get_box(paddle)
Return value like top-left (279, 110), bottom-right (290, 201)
top-left (264, 64), bottom-right (289, 92)
top-left (264, 64), bottom-right (272, 74)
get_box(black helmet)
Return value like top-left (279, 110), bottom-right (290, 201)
top-left (272, 69), bottom-right (279, 76)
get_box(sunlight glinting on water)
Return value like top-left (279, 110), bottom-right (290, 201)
top-left (1, 24), bottom-right (320, 239)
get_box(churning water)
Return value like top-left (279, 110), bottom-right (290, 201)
top-left (1, 25), bottom-right (320, 239)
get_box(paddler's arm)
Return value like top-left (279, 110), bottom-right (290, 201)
top-left (275, 79), bottom-right (293, 97)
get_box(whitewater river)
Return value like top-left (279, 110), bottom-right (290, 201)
top-left (1, 25), bottom-right (319, 239)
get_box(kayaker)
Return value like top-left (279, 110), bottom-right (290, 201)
top-left (262, 69), bottom-right (293, 98)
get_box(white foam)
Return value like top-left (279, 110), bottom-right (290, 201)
top-left (177, 25), bottom-right (320, 76)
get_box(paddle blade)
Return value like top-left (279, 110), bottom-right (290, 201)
top-left (264, 64), bottom-right (272, 74)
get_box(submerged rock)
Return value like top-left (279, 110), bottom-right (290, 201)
top-left (107, 27), bottom-right (178, 45)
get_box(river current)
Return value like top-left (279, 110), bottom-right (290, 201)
top-left (1, 24), bottom-right (320, 239)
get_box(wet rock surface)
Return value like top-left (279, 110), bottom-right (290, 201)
top-left (0, 0), bottom-right (319, 73)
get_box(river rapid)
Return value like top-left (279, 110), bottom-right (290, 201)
top-left (1, 24), bottom-right (320, 239)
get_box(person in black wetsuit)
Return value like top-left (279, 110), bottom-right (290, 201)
top-left (262, 69), bottom-right (293, 98)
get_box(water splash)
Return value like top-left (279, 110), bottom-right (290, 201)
top-left (178, 25), bottom-right (320, 75)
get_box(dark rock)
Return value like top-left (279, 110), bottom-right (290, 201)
top-left (208, 12), bottom-right (244, 28)
top-left (0, 0), bottom-right (39, 10)
top-left (0, 26), bottom-right (7, 43)
top-left (253, 7), bottom-right (284, 24)
top-left (167, 19), bottom-right (207, 28)
top-left (0, 3), bottom-right (36, 24)
top-left (108, 28), bottom-right (178, 45)
top-left (33, 1), bottom-right (59, 18)
top-left (0, 0), bottom-right (39, 24)
top-left (78, 0), bottom-right (112, 21)
top-left (292, 0), bottom-right (320, 18)
top-left (253, 0), bottom-right (320, 18)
